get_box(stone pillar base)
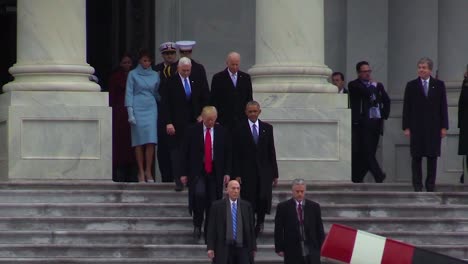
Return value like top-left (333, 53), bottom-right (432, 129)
top-left (254, 93), bottom-right (351, 181)
top-left (0, 91), bottom-right (111, 181)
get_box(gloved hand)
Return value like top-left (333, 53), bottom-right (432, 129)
top-left (127, 107), bottom-right (136, 125)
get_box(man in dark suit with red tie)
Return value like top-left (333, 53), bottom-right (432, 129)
top-left (160, 57), bottom-right (210, 191)
top-left (180, 106), bottom-right (231, 240)
top-left (402, 57), bottom-right (449, 192)
top-left (274, 179), bottom-right (325, 264)
top-left (211, 52), bottom-right (253, 130)
top-left (232, 101), bottom-right (279, 237)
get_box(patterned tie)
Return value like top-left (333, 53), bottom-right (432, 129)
top-left (231, 73), bottom-right (237, 87)
top-left (252, 124), bottom-right (259, 144)
top-left (298, 202), bottom-right (303, 224)
top-left (204, 128), bottom-right (212, 174)
top-left (423, 80), bottom-right (429, 97)
top-left (183, 78), bottom-right (191, 100)
top-left (232, 201), bottom-right (237, 241)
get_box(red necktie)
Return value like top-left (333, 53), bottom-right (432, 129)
top-left (298, 202), bottom-right (303, 224)
top-left (205, 128), bottom-right (213, 174)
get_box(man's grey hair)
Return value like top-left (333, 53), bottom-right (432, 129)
top-left (246, 100), bottom-right (261, 109)
top-left (291, 178), bottom-right (307, 188)
top-left (178, 57), bottom-right (192, 67)
top-left (417, 57), bottom-right (433, 71)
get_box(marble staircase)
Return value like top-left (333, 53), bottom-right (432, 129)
top-left (0, 181), bottom-right (466, 263)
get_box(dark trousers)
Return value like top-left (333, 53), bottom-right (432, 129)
top-left (353, 120), bottom-right (385, 183)
top-left (169, 147), bottom-right (183, 188)
top-left (226, 246), bottom-right (249, 264)
top-left (411, 156), bottom-right (437, 192)
top-left (157, 133), bottom-right (173, 182)
top-left (193, 168), bottom-right (217, 235)
top-left (351, 124), bottom-right (363, 182)
top-left (254, 199), bottom-right (268, 226)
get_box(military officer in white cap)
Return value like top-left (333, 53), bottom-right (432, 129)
top-left (153, 42), bottom-right (177, 81)
top-left (172, 40), bottom-right (209, 94)
top-left (153, 42), bottom-right (178, 183)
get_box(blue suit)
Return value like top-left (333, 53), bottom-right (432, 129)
top-left (125, 64), bottom-right (160, 146)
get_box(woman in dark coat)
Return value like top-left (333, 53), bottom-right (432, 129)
top-left (109, 53), bottom-right (135, 182)
top-left (459, 72), bottom-right (468, 183)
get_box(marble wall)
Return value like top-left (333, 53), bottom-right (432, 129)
top-left (0, 91), bottom-right (111, 180)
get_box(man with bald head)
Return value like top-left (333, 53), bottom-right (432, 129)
top-left (160, 57), bottom-right (210, 191)
top-left (180, 106), bottom-right (231, 240)
top-left (211, 52), bottom-right (253, 130)
top-left (207, 180), bottom-right (256, 264)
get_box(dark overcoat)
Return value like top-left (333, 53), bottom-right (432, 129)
top-left (458, 78), bottom-right (468, 155)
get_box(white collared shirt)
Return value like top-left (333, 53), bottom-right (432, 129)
top-left (248, 119), bottom-right (259, 136)
top-left (203, 125), bottom-right (214, 158)
top-left (230, 199), bottom-right (237, 208)
top-left (295, 199), bottom-right (304, 222)
top-left (420, 76), bottom-right (430, 86)
top-left (228, 69), bottom-right (237, 86)
top-left (179, 74), bottom-right (191, 90)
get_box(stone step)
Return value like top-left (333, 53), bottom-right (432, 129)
top-left (0, 216), bottom-right (467, 232)
top-left (2, 203), bottom-right (468, 218)
top-left (0, 230), bottom-right (466, 246)
top-left (0, 258), bottom-right (283, 264)
top-left (0, 244), bottom-right (281, 259)
top-left (2, 181), bottom-right (467, 192)
top-left (2, 190), bottom-right (468, 205)
top-left (0, 244), bottom-right (464, 259)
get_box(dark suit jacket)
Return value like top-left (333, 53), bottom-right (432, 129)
top-left (274, 198), bottom-right (325, 264)
top-left (182, 123), bottom-right (232, 214)
top-left (207, 198), bottom-right (256, 264)
top-left (172, 58), bottom-right (209, 93)
top-left (153, 62), bottom-right (176, 82)
top-left (348, 79), bottom-right (391, 135)
top-left (402, 77), bottom-right (449, 157)
top-left (159, 74), bottom-right (210, 148)
top-left (232, 119), bottom-right (278, 214)
top-left (458, 78), bottom-right (468, 155)
top-left (210, 69), bottom-right (253, 129)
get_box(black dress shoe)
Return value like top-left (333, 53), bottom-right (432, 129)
top-left (461, 174), bottom-right (465, 184)
top-left (193, 226), bottom-right (201, 240)
top-left (255, 223), bottom-right (264, 237)
top-left (174, 185), bottom-right (183, 192)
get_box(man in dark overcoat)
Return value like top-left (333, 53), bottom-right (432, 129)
top-left (232, 101), bottom-right (278, 236)
top-left (402, 57), bottom-right (449, 192)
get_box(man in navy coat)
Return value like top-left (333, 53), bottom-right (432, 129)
top-left (402, 57), bottom-right (449, 192)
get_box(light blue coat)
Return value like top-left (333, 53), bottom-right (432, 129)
top-left (125, 64), bottom-right (160, 146)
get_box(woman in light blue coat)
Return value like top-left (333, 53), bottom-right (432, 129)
top-left (125, 50), bottom-right (160, 182)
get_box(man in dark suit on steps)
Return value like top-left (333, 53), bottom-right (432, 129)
top-left (160, 57), bottom-right (210, 191)
top-left (180, 106), bottom-right (231, 240)
top-left (274, 179), bottom-right (325, 264)
top-left (348, 61), bottom-right (390, 183)
top-left (232, 101), bottom-right (279, 237)
top-left (207, 180), bottom-right (256, 264)
top-left (402, 57), bottom-right (449, 192)
top-left (211, 52), bottom-right (253, 130)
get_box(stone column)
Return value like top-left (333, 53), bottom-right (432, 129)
top-left (437, 0), bottom-right (468, 181)
top-left (3, 0), bottom-right (99, 92)
top-left (0, 0), bottom-right (111, 181)
top-left (249, 0), bottom-right (351, 181)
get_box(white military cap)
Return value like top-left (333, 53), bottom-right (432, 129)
top-left (175, 40), bottom-right (196, 51)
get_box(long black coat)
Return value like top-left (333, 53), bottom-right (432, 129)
top-left (207, 198), bottom-right (256, 264)
top-left (181, 123), bottom-right (232, 214)
top-left (210, 69), bottom-right (253, 129)
top-left (402, 77), bottom-right (449, 157)
top-left (159, 74), bottom-right (209, 148)
top-left (274, 198), bottom-right (325, 264)
top-left (232, 119), bottom-right (278, 214)
top-left (459, 78), bottom-right (468, 155)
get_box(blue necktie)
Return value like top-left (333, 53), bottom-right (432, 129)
top-left (232, 202), bottom-right (237, 241)
top-left (252, 124), bottom-right (259, 144)
top-left (183, 78), bottom-right (191, 100)
top-left (423, 80), bottom-right (429, 97)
